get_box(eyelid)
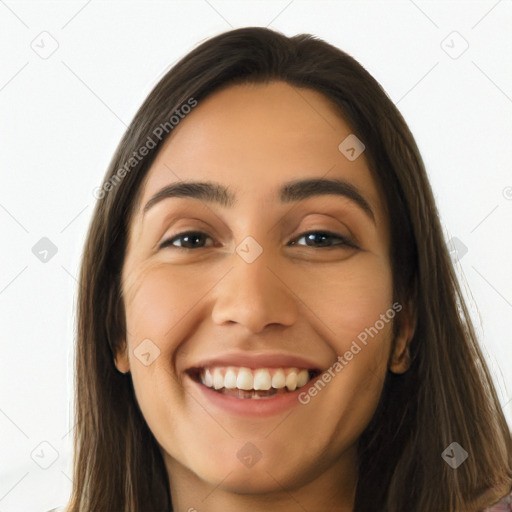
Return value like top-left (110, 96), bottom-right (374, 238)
top-left (156, 218), bottom-right (219, 250)
top-left (158, 230), bottom-right (215, 249)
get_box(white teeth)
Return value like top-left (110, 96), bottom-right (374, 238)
top-left (296, 369), bottom-right (309, 388)
top-left (236, 367), bottom-right (253, 390)
top-left (213, 368), bottom-right (224, 390)
top-left (197, 366), bottom-right (314, 392)
top-left (271, 369), bottom-right (286, 389)
top-left (224, 368), bottom-right (237, 389)
top-left (253, 369), bottom-right (272, 390)
top-left (286, 370), bottom-right (297, 391)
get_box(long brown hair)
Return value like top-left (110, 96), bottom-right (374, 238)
top-left (67, 27), bottom-right (512, 511)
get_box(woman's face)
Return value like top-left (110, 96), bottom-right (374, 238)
top-left (117, 81), bottom-right (412, 505)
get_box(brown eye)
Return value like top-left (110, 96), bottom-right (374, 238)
top-left (159, 230), bottom-right (359, 251)
top-left (159, 231), bottom-right (213, 250)
top-left (289, 231), bottom-right (359, 249)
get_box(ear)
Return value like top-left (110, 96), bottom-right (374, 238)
top-left (114, 340), bottom-right (130, 374)
top-left (388, 299), bottom-right (416, 374)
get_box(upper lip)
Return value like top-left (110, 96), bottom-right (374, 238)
top-left (186, 351), bottom-right (325, 372)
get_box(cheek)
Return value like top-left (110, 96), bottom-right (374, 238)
top-left (291, 252), bottom-right (394, 344)
top-left (122, 262), bottom-right (216, 345)
top-left (121, 262), bottom-right (225, 405)
top-left (121, 263), bottom-right (209, 451)
top-left (293, 255), bottom-right (394, 418)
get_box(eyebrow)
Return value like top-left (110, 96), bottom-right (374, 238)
top-left (142, 178), bottom-right (375, 223)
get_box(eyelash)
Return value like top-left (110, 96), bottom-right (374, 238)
top-left (159, 230), bottom-right (359, 251)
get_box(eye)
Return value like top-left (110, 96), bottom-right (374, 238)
top-left (288, 231), bottom-right (358, 249)
top-left (159, 231), bottom-right (214, 250)
top-left (159, 230), bottom-right (359, 251)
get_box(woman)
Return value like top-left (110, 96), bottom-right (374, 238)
top-left (60, 27), bottom-right (511, 511)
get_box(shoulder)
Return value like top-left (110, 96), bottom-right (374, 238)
top-left (47, 507), bottom-right (67, 512)
top-left (482, 490), bottom-right (512, 511)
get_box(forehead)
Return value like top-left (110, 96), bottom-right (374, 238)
top-left (136, 81), bottom-right (384, 221)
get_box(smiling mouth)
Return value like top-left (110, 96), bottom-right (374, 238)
top-left (187, 366), bottom-right (322, 399)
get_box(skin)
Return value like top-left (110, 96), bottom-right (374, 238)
top-left (115, 81), bottom-right (415, 512)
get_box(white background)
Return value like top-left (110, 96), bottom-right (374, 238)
top-left (1, 1), bottom-right (511, 510)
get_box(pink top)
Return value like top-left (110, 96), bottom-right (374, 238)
top-left (482, 490), bottom-right (512, 511)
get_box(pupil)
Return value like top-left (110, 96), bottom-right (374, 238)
top-left (308, 233), bottom-right (329, 246)
top-left (184, 234), bottom-right (202, 247)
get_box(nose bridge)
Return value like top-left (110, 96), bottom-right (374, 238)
top-left (211, 244), bottom-right (297, 332)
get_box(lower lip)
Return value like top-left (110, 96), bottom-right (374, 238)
top-left (187, 374), bottom-right (316, 417)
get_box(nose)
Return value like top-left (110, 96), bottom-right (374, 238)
top-left (211, 248), bottom-right (298, 334)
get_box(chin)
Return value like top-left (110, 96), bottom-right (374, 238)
top-left (203, 466), bottom-right (297, 495)
top-left (192, 454), bottom-right (310, 496)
